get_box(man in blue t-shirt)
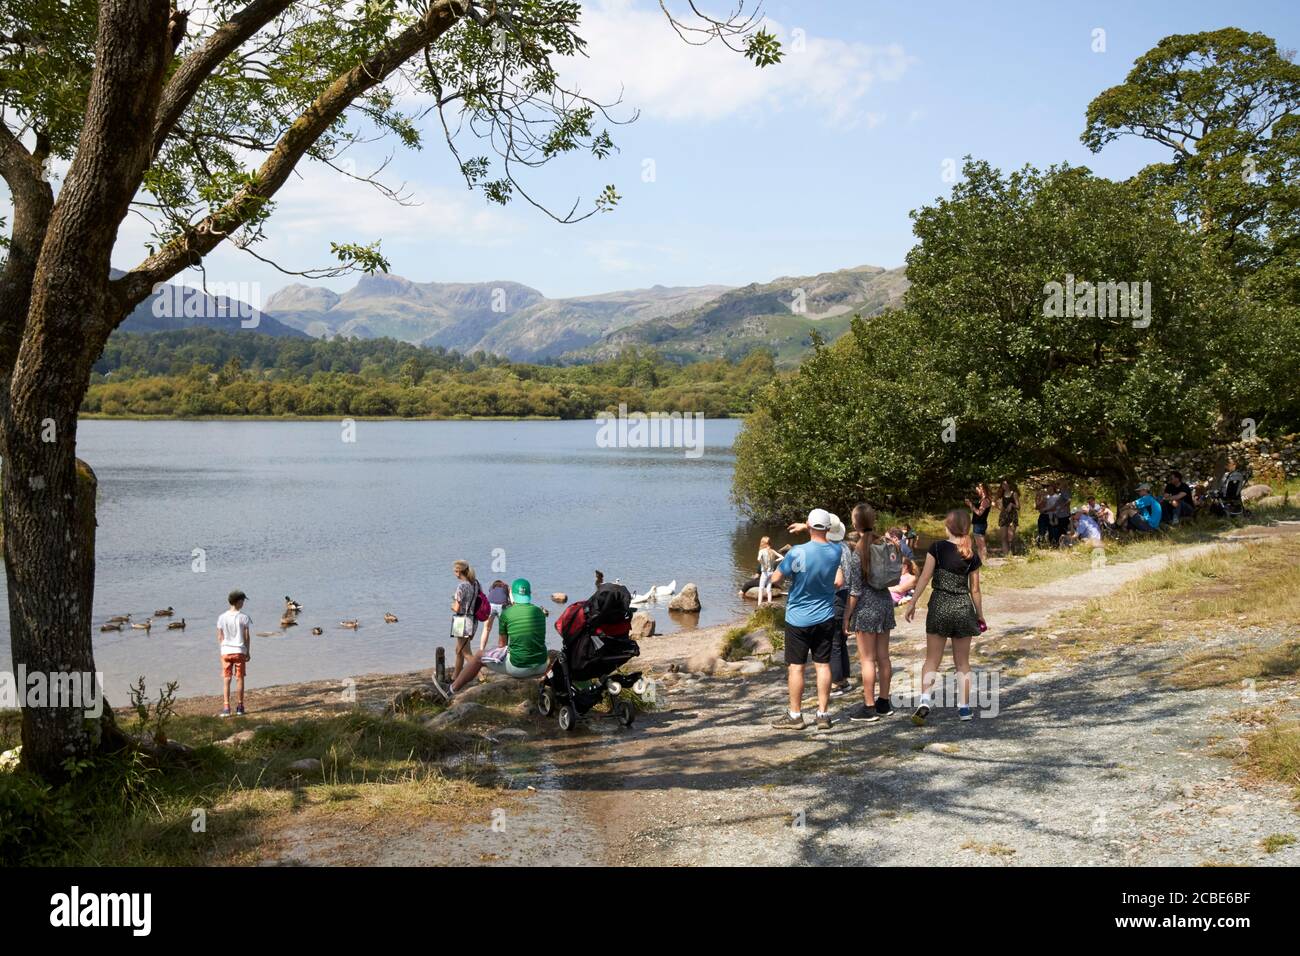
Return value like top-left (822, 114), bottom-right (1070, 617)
top-left (1127, 483), bottom-right (1163, 532)
top-left (768, 508), bottom-right (845, 732)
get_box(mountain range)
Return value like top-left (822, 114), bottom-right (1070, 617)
top-left (257, 263), bottom-right (907, 364)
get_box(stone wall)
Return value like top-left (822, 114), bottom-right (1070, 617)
top-left (1134, 435), bottom-right (1299, 486)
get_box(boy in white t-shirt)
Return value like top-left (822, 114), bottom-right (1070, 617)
top-left (217, 590), bottom-right (252, 717)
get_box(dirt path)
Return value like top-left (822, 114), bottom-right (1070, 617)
top-left (533, 521), bottom-right (1300, 866)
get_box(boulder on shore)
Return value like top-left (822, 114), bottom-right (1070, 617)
top-left (668, 583), bottom-right (701, 613)
top-left (629, 611), bottom-right (656, 640)
top-left (742, 587), bottom-right (785, 601)
top-left (1241, 483), bottom-right (1272, 502)
top-left (551, 592), bottom-right (568, 604)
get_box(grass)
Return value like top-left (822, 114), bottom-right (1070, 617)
top-left (720, 604), bottom-right (786, 660)
top-left (0, 692), bottom-right (524, 866)
top-left (1261, 833), bottom-right (1297, 854)
top-left (960, 839), bottom-right (1016, 857)
top-left (1242, 722), bottom-right (1300, 800)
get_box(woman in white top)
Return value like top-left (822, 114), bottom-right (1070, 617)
top-left (756, 536), bottom-right (781, 605)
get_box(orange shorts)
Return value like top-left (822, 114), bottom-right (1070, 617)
top-left (222, 654), bottom-right (248, 678)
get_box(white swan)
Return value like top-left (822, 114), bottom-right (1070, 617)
top-left (652, 580), bottom-right (677, 597)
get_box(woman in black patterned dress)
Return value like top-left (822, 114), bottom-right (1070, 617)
top-left (904, 508), bottom-right (985, 725)
top-left (843, 503), bottom-right (899, 722)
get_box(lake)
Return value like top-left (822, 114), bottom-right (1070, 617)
top-left (0, 419), bottom-right (771, 704)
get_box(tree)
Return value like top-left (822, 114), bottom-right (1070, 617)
top-left (1082, 28), bottom-right (1300, 289)
top-left (0, 0), bottom-right (780, 780)
top-left (733, 160), bottom-right (1297, 520)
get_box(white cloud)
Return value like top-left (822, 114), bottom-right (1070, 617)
top-left (557, 1), bottom-right (912, 128)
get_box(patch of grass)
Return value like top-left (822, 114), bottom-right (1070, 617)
top-left (1242, 721), bottom-right (1300, 799)
top-left (960, 839), bottom-right (1016, 857)
top-left (1170, 640), bottom-right (1300, 691)
top-left (1261, 833), bottom-right (1296, 854)
top-left (0, 708), bottom-right (497, 866)
top-left (721, 604), bottom-right (785, 659)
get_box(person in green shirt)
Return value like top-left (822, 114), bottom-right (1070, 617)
top-left (435, 578), bottom-right (550, 698)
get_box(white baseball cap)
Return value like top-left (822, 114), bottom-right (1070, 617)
top-left (827, 516), bottom-right (846, 542)
top-left (807, 508), bottom-right (832, 531)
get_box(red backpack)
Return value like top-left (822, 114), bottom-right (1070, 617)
top-left (468, 582), bottom-right (490, 622)
top-left (555, 601), bottom-right (587, 640)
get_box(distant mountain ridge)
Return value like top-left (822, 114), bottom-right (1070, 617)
top-left (260, 263), bottom-right (907, 364)
top-left (264, 276), bottom-right (730, 361)
top-left (114, 269), bottom-right (308, 339)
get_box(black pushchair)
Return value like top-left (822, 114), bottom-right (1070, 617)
top-left (1206, 470), bottom-right (1248, 519)
top-left (538, 583), bottom-right (646, 731)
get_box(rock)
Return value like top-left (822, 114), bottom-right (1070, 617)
top-left (216, 729), bottom-right (258, 747)
top-left (726, 659), bottom-right (766, 676)
top-left (742, 587), bottom-right (785, 601)
top-left (629, 611), bottom-right (656, 640)
top-left (668, 583), bottom-right (701, 612)
top-left (1241, 483), bottom-right (1272, 502)
top-left (287, 757), bottom-right (322, 775)
top-left (492, 728), bottom-right (528, 739)
top-left (424, 701), bottom-right (486, 730)
top-left (0, 746), bottom-right (20, 772)
top-left (738, 629), bottom-right (773, 656)
top-left (551, 592), bottom-right (567, 604)
top-left (687, 651), bottom-right (720, 675)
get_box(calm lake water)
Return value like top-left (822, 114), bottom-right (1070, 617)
top-left (0, 419), bottom-right (771, 703)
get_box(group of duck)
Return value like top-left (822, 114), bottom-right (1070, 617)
top-left (98, 596), bottom-right (401, 637)
top-left (99, 607), bottom-right (187, 633)
top-left (270, 597), bottom-right (400, 636)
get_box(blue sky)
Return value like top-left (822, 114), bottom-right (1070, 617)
top-left (110, 0), bottom-right (1300, 301)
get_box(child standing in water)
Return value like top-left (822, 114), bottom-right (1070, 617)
top-left (757, 536), bottom-right (781, 605)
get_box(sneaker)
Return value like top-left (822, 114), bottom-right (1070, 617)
top-left (958, 706), bottom-right (973, 721)
top-left (235, 704), bottom-right (246, 717)
top-left (829, 683), bottom-right (848, 699)
top-left (771, 712), bottom-right (807, 730)
top-left (875, 697), bottom-right (894, 717)
top-left (911, 703), bottom-right (931, 726)
top-left (815, 713), bottom-right (833, 731)
top-left (219, 707), bottom-right (231, 718)
top-left (848, 702), bottom-right (880, 722)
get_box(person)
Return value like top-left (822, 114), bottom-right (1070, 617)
top-left (1162, 470), bottom-right (1195, 524)
top-left (843, 503), bottom-right (898, 722)
top-left (826, 516), bottom-right (855, 699)
top-left (757, 536), bottom-right (781, 606)
top-left (905, 509), bottom-right (984, 724)
top-left (435, 578), bottom-right (550, 698)
top-left (769, 508), bottom-right (844, 732)
top-left (449, 560), bottom-right (482, 681)
top-left (997, 479), bottom-right (1020, 556)
top-left (217, 589), bottom-right (252, 717)
top-left (479, 578), bottom-right (512, 653)
top-left (901, 524), bottom-right (919, 559)
top-left (1065, 507), bottom-right (1103, 547)
top-left (1125, 483), bottom-right (1162, 532)
top-left (887, 527), bottom-right (914, 561)
top-left (890, 557), bottom-right (918, 605)
top-left (965, 482), bottom-right (992, 561)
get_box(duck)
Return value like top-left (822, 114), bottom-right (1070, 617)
top-left (339, 619), bottom-right (359, 629)
top-left (311, 626), bottom-right (323, 635)
top-left (383, 612), bottom-right (398, 623)
top-left (100, 621), bottom-right (124, 632)
top-left (153, 606), bottom-right (174, 617)
top-left (130, 619), bottom-right (153, 632)
top-left (107, 614), bottom-right (131, 624)
top-left (284, 596), bottom-right (303, 613)
top-left (167, 618), bottom-right (186, 630)
top-left (279, 617), bottom-right (298, 628)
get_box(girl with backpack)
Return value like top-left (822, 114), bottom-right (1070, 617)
top-left (449, 560), bottom-right (485, 682)
top-left (842, 503), bottom-right (901, 722)
top-left (905, 509), bottom-right (985, 724)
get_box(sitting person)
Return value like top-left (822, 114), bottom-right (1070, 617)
top-left (890, 557), bottom-right (919, 604)
top-left (1162, 470), bottom-right (1195, 524)
top-left (1064, 507), bottom-right (1103, 547)
top-left (434, 577), bottom-right (550, 699)
top-left (887, 527), bottom-right (915, 561)
top-left (1124, 483), bottom-right (1163, 532)
top-left (1086, 496), bottom-right (1116, 527)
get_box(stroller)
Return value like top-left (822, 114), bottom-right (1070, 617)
top-left (1206, 469), bottom-right (1248, 519)
top-left (538, 583), bottom-right (646, 732)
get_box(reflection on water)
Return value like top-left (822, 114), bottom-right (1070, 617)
top-left (1, 419), bottom-right (776, 702)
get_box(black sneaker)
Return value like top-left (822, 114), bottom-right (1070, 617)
top-left (875, 697), bottom-right (894, 717)
top-left (771, 712), bottom-right (807, 730)
top-left (911, 703), bottom-right (931, 726)
top-left (848, 702), bottom-right (880, 722)
top-left (815, 713), bottom-right (833, 731)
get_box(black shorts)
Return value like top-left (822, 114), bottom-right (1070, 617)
top-left (784, 617), bottom-right (836, 666)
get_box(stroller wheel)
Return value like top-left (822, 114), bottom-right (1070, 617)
top-left (538, 686), bottom-right (555, 717)
top-left (632, 678), bottom-right (647, 696)
top-left (558, 704), bottom-right (577, 732)
top-left (606, 679), bottom-right (622, 696)
top-left (615, 700), bottom-right (635, 727)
